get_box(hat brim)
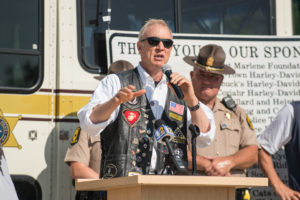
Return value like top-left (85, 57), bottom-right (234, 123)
top-left (183, 56), bottom-right (235, 75)
top-left (94, 75), bottom-right (106, 81)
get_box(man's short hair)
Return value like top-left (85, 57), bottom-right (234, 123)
top-left (138, 18), bottom-right (172, 41)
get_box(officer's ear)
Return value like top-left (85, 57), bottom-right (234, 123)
top-left (190, 70), bottom-right (194, 79)
top-left (220, 75), bottom-right (224, 82)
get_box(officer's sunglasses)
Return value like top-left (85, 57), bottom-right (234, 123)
top-left (140, 37), bottom-right (173, 49)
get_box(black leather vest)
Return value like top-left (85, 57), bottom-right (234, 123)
top-left (100, 68), bottom-right (187, 178)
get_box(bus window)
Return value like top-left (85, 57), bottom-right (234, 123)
top-left (0, 0), bottom-right (43, 94)
top-left (110, 0), bottom-right (174, 31)
top-left (80, 0), bottom-right (277, 74)
top-left (293, 0), bottom-right (300, 35)
top-left (79, 0), bottom-right (174, 74)
top-left (181, 0), bottom-right (275, 35)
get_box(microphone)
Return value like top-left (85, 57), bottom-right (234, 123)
top-left (162, 64), bottom-right (184, 100)
top-left (154, 120), bottom-right (188, 175)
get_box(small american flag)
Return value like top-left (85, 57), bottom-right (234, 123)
top-left (169, 101), bottom-right (184, 115)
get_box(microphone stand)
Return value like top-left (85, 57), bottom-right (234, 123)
top-left (189, 124), bottom-right (200, 175)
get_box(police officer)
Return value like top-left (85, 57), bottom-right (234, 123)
top-left (183, 44), bottom-right (258, 177)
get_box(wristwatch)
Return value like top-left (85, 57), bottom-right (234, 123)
top-left (188, 102), bottom-right (200, 111)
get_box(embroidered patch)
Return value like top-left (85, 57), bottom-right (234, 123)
top-left (70, 127), bottom-right (81, 145)
top-left (103, 163), bottom-right (118, 178)
top-left (246, 114), bottom-right (254, 130)
top-left (122, 110), bottom-right (141, 127)
top-left (173, 127), bottom-right (186, 144)
top-left (169, 101), bottom-right (184, 115)
top-left (174, 148), bottom-right (184, 159)
top-left (169, 112), bottom-right (183, 122)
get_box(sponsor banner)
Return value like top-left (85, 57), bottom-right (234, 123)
top-left (107, 30), bottom-right (300, 134)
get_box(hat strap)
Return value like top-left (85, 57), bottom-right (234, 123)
top-left (194, 60), bottom-right (224, 72)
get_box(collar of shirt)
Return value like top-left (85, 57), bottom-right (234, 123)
top-left (137, 64), bottom-right (167, 88)
top-left (137, 64), bottom-right (167, 114)
top-left (213, 98), bottom-right (226, 113)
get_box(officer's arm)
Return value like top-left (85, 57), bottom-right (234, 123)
top-left (187, 150), bottom-right (212, 172)
top-left (229, 145), bottom-right (258, 169)
top-left (70, 161), bottom-right (99, 179)
top-left (207, 145), bottom-right (257, 176)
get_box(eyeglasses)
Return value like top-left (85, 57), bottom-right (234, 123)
top-left (140, 37), bottom-right (173, 49)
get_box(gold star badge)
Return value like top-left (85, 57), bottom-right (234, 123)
top-left (206, 56), bottom-right (214, 66)
top-left (225, 112), bottom-right (231, 119)
top-left (0, 109), bottom-right (22, 149)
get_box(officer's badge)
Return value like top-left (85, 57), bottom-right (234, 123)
top-left (122, 109), bottom-right (141, 127)
top-left (246, 114), bottom-right (254, 130)
top-left (70, 127), bottom-right (81, 145)
top-left (225, 112), bottom-right (231, 119)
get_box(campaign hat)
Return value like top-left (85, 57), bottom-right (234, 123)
top-left (183, 44), bottom-right (235, 75)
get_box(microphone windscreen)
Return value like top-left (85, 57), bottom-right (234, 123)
top-left (161, 64), bottom-right (172, 73)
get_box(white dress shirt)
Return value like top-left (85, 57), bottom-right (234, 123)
top-left (78, 64), bottom-right (216, 171)
top-left (257, 103), bottom-right (294, 154)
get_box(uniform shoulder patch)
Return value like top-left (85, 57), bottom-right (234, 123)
top-left (70, 127), bottom-right (81, 145)
top-left (246, 114), bottom-right (254, 130)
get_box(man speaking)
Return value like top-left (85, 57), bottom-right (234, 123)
top-left (78, 19), bottom-right (215, 177)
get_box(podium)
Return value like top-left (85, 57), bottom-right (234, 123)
top-left (76, 175), bottom-right (268, 200)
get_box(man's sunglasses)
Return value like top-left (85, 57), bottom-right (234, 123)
top-left (140, 37), bottom-right (173, 49)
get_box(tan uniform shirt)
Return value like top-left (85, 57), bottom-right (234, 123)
top-left (195, 98), bottom-right (258, 176)
top-left (64, 129), bottom-right (101, 174)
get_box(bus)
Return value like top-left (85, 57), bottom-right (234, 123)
top-left (0, 0), bottom-right (299, 199)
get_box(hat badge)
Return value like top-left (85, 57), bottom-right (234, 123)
top-left (206, 57), bottom-right (214, 66)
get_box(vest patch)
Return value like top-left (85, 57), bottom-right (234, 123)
top-left (173, 127), bottom-right (186, 144)
top-left (103, 163), bottom-right (118, 178)
top-left (122, 110), bottom-right (141, 127)
top-left (169, 112), bottom-right (183, 122)
top-left (169, 101), bottom-right (184, 115)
